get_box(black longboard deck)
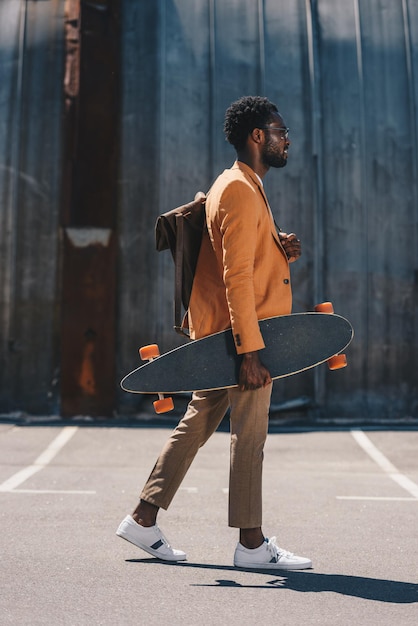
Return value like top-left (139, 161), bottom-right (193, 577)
top-left (121, 313), bottom-right (353, 394)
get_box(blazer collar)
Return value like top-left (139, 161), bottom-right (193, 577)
top-left (233, 161), bottom-right (273, 210)
top-left (233, 160), bottom-right (264, 190)
top-left (232, 162), bottom-right (289, 263)
top-left (233, 161), bottom-right (282, 247)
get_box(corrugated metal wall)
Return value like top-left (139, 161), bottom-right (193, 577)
top-left (0, 0), bottom-right (65, 414)
top-left (1, 0), bottom-right (417, 419)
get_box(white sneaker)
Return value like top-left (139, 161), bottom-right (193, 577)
top-left (234, 536), bottom-right (312, 570)
top-left (116, 515), bottom-right (187, 562)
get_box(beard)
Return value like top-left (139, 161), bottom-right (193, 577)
top-left (261, 136), bottom-right (288, 168)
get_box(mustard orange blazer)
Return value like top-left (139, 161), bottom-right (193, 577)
top-left (188, 161), bottom-right (292, 354)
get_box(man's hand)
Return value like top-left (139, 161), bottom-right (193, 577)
top-left (239, 351), bottom-right (272, 391)
top-left (279, 232), bottom-right (301, 263)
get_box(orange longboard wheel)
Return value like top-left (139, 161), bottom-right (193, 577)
top-left (315, 301), bottom-right (334, 314)
top-left (327, 354), bottom-right (347, 370)
top-left (139, 344), bottom-right (160, 360)
top-left (153, 397), bottom-right (174, 414)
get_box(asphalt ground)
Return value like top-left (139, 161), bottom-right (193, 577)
top-left (1, 420), bottom-right (417, 625)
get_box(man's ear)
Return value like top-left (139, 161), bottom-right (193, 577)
top-left (250, 128), bottom-right (264, 144)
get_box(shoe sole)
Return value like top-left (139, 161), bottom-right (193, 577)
top-left (234, 561), bottom-right (312, 570)
top-left (116, 528), bottom-right (187, 562)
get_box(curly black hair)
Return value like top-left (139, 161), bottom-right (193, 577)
top-left (224, 96), bottom-right (279, 151)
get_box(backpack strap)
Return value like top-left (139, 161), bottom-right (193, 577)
top-left (174, 213), bottom-right (185, 334)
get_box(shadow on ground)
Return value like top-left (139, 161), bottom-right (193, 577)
top-left (126, 558), bottom-right (418, 604)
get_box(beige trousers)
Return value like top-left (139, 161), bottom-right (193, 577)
top-left (140, 383), bottom-right (272, 528)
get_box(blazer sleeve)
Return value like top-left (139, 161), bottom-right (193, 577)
top-left (217, 180), bottom-right (265, 354)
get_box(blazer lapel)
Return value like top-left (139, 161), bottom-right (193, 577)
top-left (234, 162), bottom-right (288, 262)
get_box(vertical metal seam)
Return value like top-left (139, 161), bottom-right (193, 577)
top-left (353, 0), bottom-right (369, 407)
top-left (4, 0), bottom-right (28, 391)
top-left (209, 0), bottom-right (216, 180)
top-left (401, 0), bottom-right (418, 264)
top-left (157, 0), bottom-right (166, 212)
top-left (305, 0), bottom-right (325, 407)
top-left (156, 0), bottom-right (167, 338)
top-left (305, 0), bottom-right (324, 299)
top-left (258, 0), bottom-right (266, 95)
top-left (401, 0), bottom-right (418, 374)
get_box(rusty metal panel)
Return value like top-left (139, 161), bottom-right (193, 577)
top-left (63, 0), bottom-right (121, 227)
top-left (60, 228), bottom-right (116, 416)
top-left (60, 0), bottom-right (121, 416)
top-left (62, 0), bottom-right (122, 223)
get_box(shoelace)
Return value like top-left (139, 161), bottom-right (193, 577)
top-left (266, 537), bottom-right (294, 561)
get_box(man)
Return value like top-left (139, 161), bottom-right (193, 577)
top-left (117, 96), bottom-right (312, 570)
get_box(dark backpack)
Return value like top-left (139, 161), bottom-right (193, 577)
top-left (155, 192), bottom-right (206, 335)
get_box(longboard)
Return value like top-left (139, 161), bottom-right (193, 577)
top-left (121, 304), bottom-right (353, 413)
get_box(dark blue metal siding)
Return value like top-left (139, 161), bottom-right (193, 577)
top-left (0, 0), bottom-right (417, 417)
top-left (0, 0), bottom-right (65, 413)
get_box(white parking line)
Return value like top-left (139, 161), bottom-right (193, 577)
top-left (0, 426), bottom-right (95, 494)
top-left (7, 489), bottom-right (96, 495)
top-left (338, 429), bottom-right (418, 501)
top-left (337, 496), bottom-right (417, 501)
